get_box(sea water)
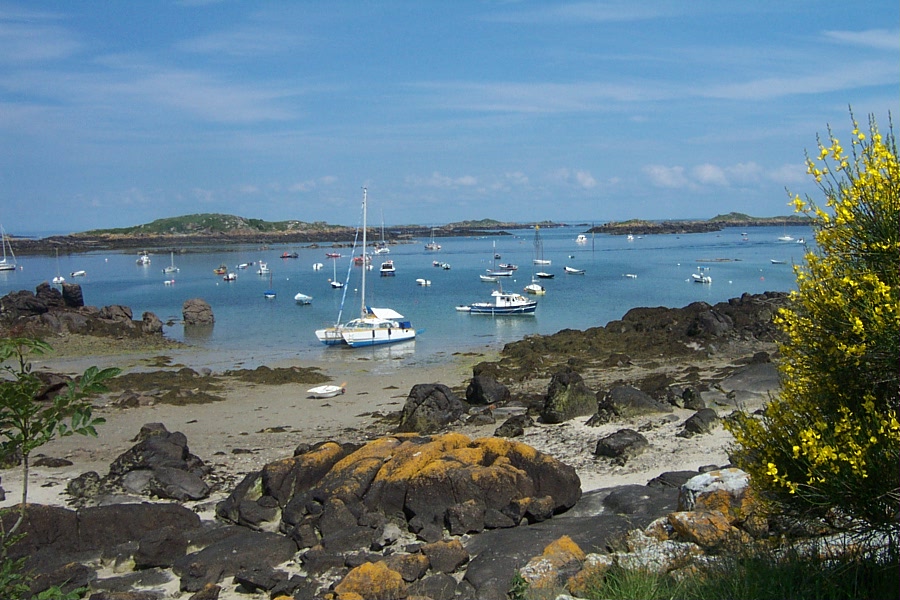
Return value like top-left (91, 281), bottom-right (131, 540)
top-left (0, 225), bottom-right (811, 370)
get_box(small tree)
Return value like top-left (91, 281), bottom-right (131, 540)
top-left (727, 113), bottom-right (899, 538)
top-left (0, 337), bottom-right (119, 534)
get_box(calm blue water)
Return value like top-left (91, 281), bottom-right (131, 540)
top-left (0, 225), bottom-right (811, 369)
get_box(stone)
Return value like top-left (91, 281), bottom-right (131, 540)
top-left (182, 298), bottom-right (214, 326)
top-left (594, 428), bottom-right (649, 464)
top-left (395, 383), bottom-right (467, 433)
top-left (465, 375), bottom-right (510, 406)
top-left (677, 408), bottom-right (720, 438)
top-left (540, 367), bottom-right (596, 424)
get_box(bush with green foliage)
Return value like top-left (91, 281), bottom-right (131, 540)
top-left (0, 336), bottom-right (119, 598)
top-left (727, 112), bottom-right (899, 536)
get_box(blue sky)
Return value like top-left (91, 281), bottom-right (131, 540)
top-left (1, 2), bottom-right (897, 234)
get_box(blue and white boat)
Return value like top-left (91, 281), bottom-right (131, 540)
top-left (464, 285), bottom-right (537, 315)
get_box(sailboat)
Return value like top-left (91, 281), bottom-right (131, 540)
top-left (315, 188), bottom-right (417, 347)
top-left (52, 248), bottom-right (65, 284)
top-left (163, 251), bottom-right (179, 274)
top-left (329, 256), bottom-right (344, 288)
top-left (0, 225), bottom-right (17, 272)
top-left (532, 225), bottom-right (553, 278)
top-left (524, 233), bottom-right (546, 295)
top-left (425, 227), bottom-right (441, 251)
top-left (374, 210), bottom-right (390, 254)
top-left (484, 240), bottom-right (513, 279)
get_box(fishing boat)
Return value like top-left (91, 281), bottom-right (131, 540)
top-left (316, 188), bottom-right (417, 347)
top-left (0, 225), bottom-right (17, 272)
top-left (294, 292), bottom-right (313, 304)
top-left (163, 251), bottom-right (179, 274)
top-left (257, 261), bottom-right (270, 275)
top-left (223, 272), bottom-right (237, 281)
top-left (465, 284), bottom-right (538, 315)
top-left (136, 252), bottom-right (151, 266)
top-left (213, 264), bottom-right (227, 275)
top-left (307, 383), bottom-right (346, 398)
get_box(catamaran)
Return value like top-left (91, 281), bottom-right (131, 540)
top-left (315, 188), bottom-right (417, 347)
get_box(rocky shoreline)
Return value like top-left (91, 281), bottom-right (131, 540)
top-left (0, 285), bottom-right (793, 599)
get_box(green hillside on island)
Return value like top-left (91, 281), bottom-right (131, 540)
top-left (82, 213), bottom-right (344, 236)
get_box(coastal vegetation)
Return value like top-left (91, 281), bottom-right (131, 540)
top-left (0, 337), bottom-right (119, 597)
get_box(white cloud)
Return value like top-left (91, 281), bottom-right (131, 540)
top-left (406, 172), bottom-right (478, 188)
top-left (692, 164), bottom-right (728, 186)
top-left (643, 165), bottom-right (691, 189)
top-left (574, 170), bottom-right (597, 189)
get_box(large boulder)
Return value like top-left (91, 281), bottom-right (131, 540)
top-left (395, 383), bottom-right (467, 433)
top-left (540, 368), bottom-right (596, 424)
top-left (218, 433), bottom-right (582, 545)
top-left (182, 298), bottom-right (214, 325)
top-left (466, 375), bottom-right (510, 406)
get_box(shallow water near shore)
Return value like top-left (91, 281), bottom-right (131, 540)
top-left (0, 225), bottom-right (810, 370)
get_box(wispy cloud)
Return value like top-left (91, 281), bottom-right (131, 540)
top-left (177, 25), bottom-right (307, 57)
top-left (824, 28), bottom-right (899, 50)
top-left (406, 172), bottom-right (478, 188)
top-left (0, 8), bottom-right (82, 63)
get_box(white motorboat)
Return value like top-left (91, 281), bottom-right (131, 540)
top-left (564, 266), bottom-right (585, 275)
top-left (576, 234), bottom-right (587, 244)
top-left (316, 188), bottom-right (417, 347)
top-left (380, 260), bottom-right (396, 276)
top-left (294, 292), bottom-right (313, 304)
top-left (257, 261), bottom-right (270, 275)
top-left (479, 274), bottom-right (498, 283)
top-left (70, 270), bottom-right (86, 278)
top-left (692, 267), bottom-right (712, 284)
top-left (307, 384), bottom-right (346, 399)
top-left (416, 278), bottom-right (431, 286)
top-left (223, 272), bottom-right (237, 281)
top-left (136, 252), bottom-right (151, 266)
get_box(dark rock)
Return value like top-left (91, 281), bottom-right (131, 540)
top-left (147, 466), bottom-right (210, 502)
top-left (269, 575), bottom-right (316, 599)
top-left (465, 375), bottom-right (510, 406)
top-left (187, 584), bottom-right (221, 600)
top-left (540, 367), bottom-right (596, 424)
top-left (594, 428), bottom-right (649, 464)
top-left (172, 528), bottom-right (296, 592)
top-left (32, 456), bottom-right (73, 468)
top-left (446, 499), bottom-right (486, 535)
top-left (408, 572), bottom-right (459, 600)
top-left (395, 383), bottom-right (467, 433)
top-left (232, 564), bottom-right (286, 592)
top-left (134, 526), bottom-right (189, 569)
top-left (141, 311), bottom-right (164, 335)
top-left (682, 386), bottom-right (706, 410)
top-left (421, 539), bottom-right (468, 574)
top-left (678, 408), bottom-right (720, 438)
top-left (61, 283), bottom-right (84, 307)
top-left (601, 484), bottom-right (680, 516)
top-left (647, 470), bottom-right (703, 489)
top-left (182, 298), bottom-right (214, 326)
top-left (493, 413), bottom-right (533, 438)
top-left (589, 385), bottom-right (672, 425)
top-left (30, 561), bottom-right (95, 598)
top-left (687, 308), bottom-right (734, 337)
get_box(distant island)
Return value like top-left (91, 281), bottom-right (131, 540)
top-left (9, 213), bottom-right (810, 255)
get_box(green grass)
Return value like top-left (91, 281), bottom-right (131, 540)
top-left (516, 543), bottom-right (898, 600)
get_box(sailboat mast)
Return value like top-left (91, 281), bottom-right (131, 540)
top-left (360, 187), bottom-right (367, 318)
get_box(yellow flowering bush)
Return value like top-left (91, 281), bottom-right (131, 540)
top-left (727, 113), bottom-right (899, 536)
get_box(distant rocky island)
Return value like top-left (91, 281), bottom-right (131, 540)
top-left (10, 212), bottom-right (810, 255)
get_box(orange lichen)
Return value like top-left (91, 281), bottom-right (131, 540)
top-left (333, 561), bottom-right (408, 600)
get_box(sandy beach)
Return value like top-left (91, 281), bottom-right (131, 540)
top-left (0, 335), bottom-right (761, 514)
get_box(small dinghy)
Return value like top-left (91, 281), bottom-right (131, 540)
top-left (307, 383), bottom-right (346, 399)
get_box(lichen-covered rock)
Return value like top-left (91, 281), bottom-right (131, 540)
top-left (333, 561), bottom-right (408, 600)
top-left (518, 535), bottom-right (585, 590)
top-left (219, 433), bottom-right (581, 544)
top-left (589, 385), bottom-right (672, 425)
top-left (540, 368), bottom-right (596, 424)
top-left (678, 468), bottom-right (767, 537)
